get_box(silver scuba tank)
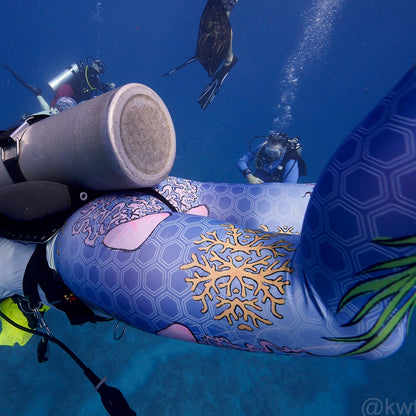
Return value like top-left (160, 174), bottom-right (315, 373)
top-left (47, 63), bottom-right (81, 91)
top-left (0, 83), bottom-right (176, 190)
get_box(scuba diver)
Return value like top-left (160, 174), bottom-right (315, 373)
top-left (2, 57), bottom-right (115, 113)
top-left (162, 0), bottom-right (238, 109)
top-left (237, 131), bottom-right (307, 184)
top-left (2, 57), bottom-right (416, 410)
top-left (49, 57), bottom-right (115, 108)
top-left (197, 0), bottom-right (239, 109)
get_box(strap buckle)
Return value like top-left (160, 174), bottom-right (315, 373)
top-left (0, 119), bottom-right (30, 163)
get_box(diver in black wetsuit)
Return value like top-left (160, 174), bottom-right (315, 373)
top-left (163, 0), bottom-right (239, 109)
top-left (198, 0), bottom-right (239, 109)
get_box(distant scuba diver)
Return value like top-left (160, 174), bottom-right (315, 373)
top-left (48, 57), bottom-right (115, 108)
top-left (162, 0), bottom-right (238, 109)
top-left (2, 57), bottom-right (115, 113)
top-left (237, 131), bottom-right (307, 183)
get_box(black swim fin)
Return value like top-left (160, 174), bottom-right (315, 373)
top-left (2, 63), bottom-right (42, 96)
top-left (198, 56), bottom-right (238, 109)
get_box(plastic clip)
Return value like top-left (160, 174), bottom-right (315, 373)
top-left (28, 303), bottom-right (52, 337)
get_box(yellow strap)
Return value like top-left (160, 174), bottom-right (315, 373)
top-left (84, 66), bottom-right (96, 91)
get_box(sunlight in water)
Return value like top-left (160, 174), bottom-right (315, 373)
top-left (273, 0), bottom-right (345, 130)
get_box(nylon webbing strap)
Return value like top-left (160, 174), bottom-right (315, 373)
top-left (2, 158), bottom-right (26, 183)
top-left (0, 114), bottom-right (49, 184)
top-left (0, 121), bottom-right (28, 183)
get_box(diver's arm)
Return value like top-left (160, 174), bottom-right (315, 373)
top-left (98, 79), bottom-right (115, 93)
top-left (236, 153), bottom-right (250, 172)
top-left (237, 144), bottom-right (259, 172)
top-left (237, 150), bottom-right (262, 183)
top-left (36, 95), bottom-right (52, 112)
top-left (237, 147), bottom-right (263, 184)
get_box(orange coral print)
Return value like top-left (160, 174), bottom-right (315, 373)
top-left (181, 224), bottom-right (295, 331)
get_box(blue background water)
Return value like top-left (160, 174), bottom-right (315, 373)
top-left (1, 1), bottom-right (416, 415)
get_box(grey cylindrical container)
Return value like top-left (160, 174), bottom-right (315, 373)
top-left (47, 63), bottom-right (80, 91)
top-left (0, 83), bottom-right (176, 190)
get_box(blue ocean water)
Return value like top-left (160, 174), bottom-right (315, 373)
top-left (0, 1), bottom-right (416, 415)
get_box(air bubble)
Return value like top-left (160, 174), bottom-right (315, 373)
top-left (273, 0), bottom-right (345, 130)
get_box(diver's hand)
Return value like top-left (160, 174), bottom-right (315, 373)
top-left (100, 82), bottom-right (116, 92)
top-left (246, 174), bottom-right (263, 184)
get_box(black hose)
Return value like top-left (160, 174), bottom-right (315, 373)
top-left (0, 308), bottom-right (136, 416)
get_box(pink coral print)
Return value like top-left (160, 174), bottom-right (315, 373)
top-left (72, 193), bottom-right (165, 247)
top-left (157, 323), bottom-right (197, 343)
top-left (186, 205), bottom-right (209, 217)
top-left (103, 212), bottom-right (170, 250)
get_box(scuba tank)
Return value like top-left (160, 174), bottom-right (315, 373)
top-left (47, 63), bottom-right (81, 92)
top-left (0, 83), bottom-right (176, 190)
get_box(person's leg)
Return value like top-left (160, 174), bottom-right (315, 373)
top-left (54, 64), bottom-right (416, 359)
top-left (300, 62), bottom-right (416, 356)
